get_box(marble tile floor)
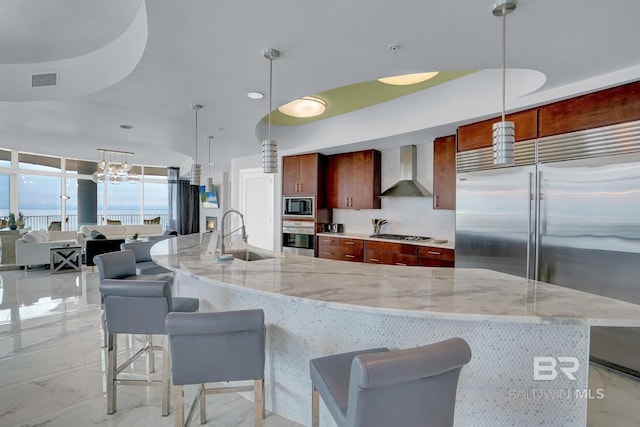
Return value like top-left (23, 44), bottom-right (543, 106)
top-left (0, 266), bottom-right (638, 427)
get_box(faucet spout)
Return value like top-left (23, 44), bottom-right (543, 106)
top-left (220, 209), bottom-right (247, 254)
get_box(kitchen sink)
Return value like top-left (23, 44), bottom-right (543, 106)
top-left (227, 249), bottom-right (274, 261)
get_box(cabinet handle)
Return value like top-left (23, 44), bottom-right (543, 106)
top-left (322, 252), bottom-right (334, 255)
top-left (349, 197), bottom-right (353, 207)
top-left (344, 241), bottom-right (355, 245)
top-left (435, 195), bottom-right (439, 207)
top-left (395, 262), bottom-right (407, 266)
top-left (299, 183), bottom-right (303, 192)
top-left (345, 255), bottom-right (355, 259)
top-left (427, 251), bottom-right (441, 255)
top-left (369, 258), bottom-right (380, 262)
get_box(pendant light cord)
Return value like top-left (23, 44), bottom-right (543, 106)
top-left (501, 9), bottom-right (507, 123)
top-left (268, 55), bottom-right (273, 142)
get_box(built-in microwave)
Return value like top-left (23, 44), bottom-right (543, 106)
top-left (283, 196), bottom-right (314, 218)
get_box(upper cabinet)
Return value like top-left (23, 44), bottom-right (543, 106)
top-left (457, 109), bottom-right (538, 152)
top-left (282, 153), bottom-right (325, 196)
top-left (433, 135), bottom-right (456, 210)
top-left (326, 149), bottom-right (381, 209)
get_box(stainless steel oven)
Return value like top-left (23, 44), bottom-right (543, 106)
top-left (282, 220), bottom-right (315, 257)
top-left (283, 196), bottom-right (314, 218)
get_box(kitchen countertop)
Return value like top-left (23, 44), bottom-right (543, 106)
top-left (151, 234), bottom-right (640, 326)
top-left (316, 232), bottom-right (455, 249)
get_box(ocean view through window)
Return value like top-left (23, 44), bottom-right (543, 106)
top-left (0, 148), bottom-right (169, 231)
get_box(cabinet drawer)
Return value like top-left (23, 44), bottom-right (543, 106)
top-left (338, 238), bottom-right (363, 249)
top-left (365, 240), bottom-right (418, 255)
top-left (318, 244), bottom-right (363, 262)
top-left (364, 249), bottom-right (417, 266)
top-left (417, 246), bottom-right (455, 267)
top-left (318, 236), bottom-right (339, 247)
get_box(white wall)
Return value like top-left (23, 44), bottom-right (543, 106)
top-left (332, 142), bottom-right (456, 242)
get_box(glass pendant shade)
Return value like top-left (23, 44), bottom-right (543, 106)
top-left (93, 149), bottom-right (137, 184)
top-left (205, 177), bottom-right (213, 193)
top-left (492, 121), bottom-right (515, 165)
top-left (190, 163), bottom-right (201, 186)
top-left (262, 140), bottom-right (277, 173)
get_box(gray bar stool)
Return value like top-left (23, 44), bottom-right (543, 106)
top-left (121, 241), bottom-right (173, 275)
top-left (94, 249), bottom-right (174, 350)
top-left (100, 278), bottom-right (199, 417)
top-left (309, 337), bottom-right (472, 427)
top-left (165, 310), bottom-right (266, 427)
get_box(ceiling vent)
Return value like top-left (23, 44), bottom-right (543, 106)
top-left (32, 72), bottom-right (58, 88)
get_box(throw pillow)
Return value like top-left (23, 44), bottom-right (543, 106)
top-left (90, 230), bottom-right (107, 240)
top-left (22, 232), bottom-right (38, 243)
top-left (80, 225), bottom-right (92, 237)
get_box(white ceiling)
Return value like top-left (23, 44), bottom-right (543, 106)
top-left (1, 0), bottom-right (639, 171)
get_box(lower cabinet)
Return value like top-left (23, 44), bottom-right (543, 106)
top-left (318, 236), bottom-right (363, 262)
top-left (318, 236), bottom-right (455, 267)
top-left (417, 246), bottom-right (455, 267)
top-left (363, 240), bottom-right (418, 266)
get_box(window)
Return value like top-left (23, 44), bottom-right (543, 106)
top-left (18, 153), bottom-right (61, 172)
top-left (18, 174), bottom-right (62, 230)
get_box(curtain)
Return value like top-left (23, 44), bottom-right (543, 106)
top-left (168, 167), bottom-right (200, 235)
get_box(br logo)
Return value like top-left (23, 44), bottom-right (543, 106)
top-left (533, 356), bottom-right (579, 381)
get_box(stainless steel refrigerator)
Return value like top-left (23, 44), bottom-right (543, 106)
top-left (456, 120), bottom-right (640, 375)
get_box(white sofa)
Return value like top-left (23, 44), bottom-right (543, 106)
top-left (15, 230), bottom-right (79, 267)
top-left (77, 224), bottom-right (163, 247)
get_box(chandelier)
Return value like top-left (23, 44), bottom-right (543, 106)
top-left (91, 149), bottom-right (139, 184)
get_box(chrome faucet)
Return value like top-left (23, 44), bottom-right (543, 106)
top-left (220, 208), bottom-right (247, 254)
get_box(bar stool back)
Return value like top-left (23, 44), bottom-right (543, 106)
top-left (165, 310), bottom-right (266, 427)
top-left (309, 337), bottom-right (472, 427)
top-left (100, 279), bottom-right (199, 416)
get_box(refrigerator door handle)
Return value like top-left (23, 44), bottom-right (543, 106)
top-left (535, 170), bottom-right (543, 281)
top-left (527, 172), bottom-right (533, 279)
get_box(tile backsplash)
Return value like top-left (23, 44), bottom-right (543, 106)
top-left (332, 197), bottom-right (455, 242)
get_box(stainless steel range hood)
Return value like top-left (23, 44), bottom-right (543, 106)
top-left (379, 145), bottom-right (432, 197)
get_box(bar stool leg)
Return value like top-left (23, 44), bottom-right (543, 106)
top-left (197, 383), bottom-right (206, 424)
top-left (173, 385), bottom-right (184, 427)
top-left (254, 379), bottom-right (264, 427)
top-left (161, 335), bottom-right (170, 416)
top-left (311, 384), bottom-right (319, 427)
top-left (147, 334), bottom-right (155, 375)
top-left (107, 332), bottom-right (117, 414)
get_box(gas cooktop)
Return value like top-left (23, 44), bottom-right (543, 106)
top-left (370, 233), bottom-right (432, 241)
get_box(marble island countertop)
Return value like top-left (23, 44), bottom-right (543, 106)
top-left (151, 234), bottom-right (640, 327)
top-left (316, 232), bottom-right (455, 249)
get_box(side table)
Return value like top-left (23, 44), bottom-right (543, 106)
top-left (50, 245), bottom-right (82, 274)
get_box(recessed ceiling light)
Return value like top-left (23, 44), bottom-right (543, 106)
top-left (277, 96), bottom-right (327, 118)
top-left (120, 124), bottom-right (135, 130)
top-left (247, 91), bottom-right (264, 99)
top-left (377, 71), bottom-right (439, 86)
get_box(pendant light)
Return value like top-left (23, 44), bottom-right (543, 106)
top-left (492, 0), bottom-right (517, 166)
top-left (206, 135), bottom-right (214, 192)
top-left (262, 48), bottom-right (279, 174)
top-left (190, 104), bottom-right (203, 185)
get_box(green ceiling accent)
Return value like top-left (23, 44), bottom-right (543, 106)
top-left (265, 70), bottom-right (478, 126)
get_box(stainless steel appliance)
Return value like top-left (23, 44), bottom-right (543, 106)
top-left (283, 196), bottom-right (314, 218)
top-left (324, 223), bottom-right (344, 233)
top-left (372, 234), bottom-right (432, 241)
top-left (456, 120), bottom-right (640, 376)
top-left (282, 220), bottom-right (315, 257)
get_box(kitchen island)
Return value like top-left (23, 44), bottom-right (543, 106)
top-left (151, 234), bottom-right (640, 427)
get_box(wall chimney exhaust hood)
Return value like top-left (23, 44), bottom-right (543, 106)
top-left (379, 145), bottom-right (432, 197)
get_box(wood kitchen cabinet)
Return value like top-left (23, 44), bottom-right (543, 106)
top-left (433, 135), bottom-right (456, 210)
top-left (457, 109), bottom-right (538, 152)
top-left (326, 149), bottom-right (381, 209)
top-left (317, 236), bottom-right (363, 262)
top-left (417, 246), bottom-right (455, 267)
top-left (364, 240), bottom-right (418, 266)
top-left (282, 153), bottom-right (325, 196)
